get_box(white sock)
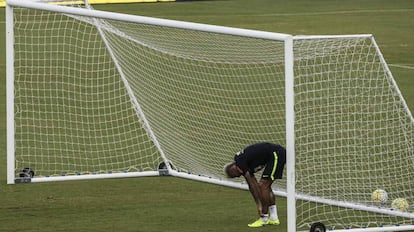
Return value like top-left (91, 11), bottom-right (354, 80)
top-left (261, 214), bottom-right (269, 222)
top-left (269, 205), bottom-right (278, 220)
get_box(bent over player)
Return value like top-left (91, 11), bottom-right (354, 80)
top-left (224, 142), bottom-right (286, 228)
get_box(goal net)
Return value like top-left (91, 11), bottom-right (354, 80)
top-left (6, 1), bottom-right (414, 231)
top-left (293, 36), bottom-right (414, 231)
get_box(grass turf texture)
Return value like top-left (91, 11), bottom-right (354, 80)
top-left (1, 177), bottom-right (274, 231)
top-left (0, 0), bottom-right (413, 231)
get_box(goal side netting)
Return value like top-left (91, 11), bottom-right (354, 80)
top-left (6, 1), bottom-right (414, 231)
top-left (293, 36), bottom-right (414, 231)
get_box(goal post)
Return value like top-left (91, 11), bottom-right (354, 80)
top-left (6, 2), bottom-right (15, 185)
top-left (6, 1), bottom-right (414, 231)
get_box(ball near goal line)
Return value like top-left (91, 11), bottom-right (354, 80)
top-left (391, 198), bottom-right (409, 212)
top-left (371, 189), bottom-right (388, 204)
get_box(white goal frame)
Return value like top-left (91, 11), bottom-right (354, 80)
top-left (6, 1), bottom-right (414, 232)
top-left (6, 0), bottom-right (294, 186)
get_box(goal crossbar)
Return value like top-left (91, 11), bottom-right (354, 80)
top-left (6, 0), bottom-right (291, 41)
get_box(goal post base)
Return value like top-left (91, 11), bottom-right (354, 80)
top-left (309, 222), bottom-right (326, 232)
top-left (24, 171), bottom-right (160, 183)
top-left (15, 177), bottom-right (32, 184)
top-left (325, 225), bottom-right (414, 232)
top-left (157, 161), bottom-right (171, 176)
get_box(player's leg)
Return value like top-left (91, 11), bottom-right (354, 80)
top-left (248, 151), bottom-right (277, 228)
top-left (264, 151), bottom-right (281, 225)
top-left (267, 189), bottom-right (280, 225)
top-left (248, 178), bottom-right (273, 228)
top-left (259, 150), bottom-right (278, 211)
top-left (258, 178), bottom-right (273, 214)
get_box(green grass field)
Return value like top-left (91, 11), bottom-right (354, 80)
top-left (1, 0), bottom-right (413, 231)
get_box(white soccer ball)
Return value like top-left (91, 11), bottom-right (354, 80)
top-left (391, 198), bottom-right (409, 211)
top-left (371, 189), bottom-right (388, 203)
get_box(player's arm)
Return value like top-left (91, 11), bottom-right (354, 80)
top-left (243, 171), bottom-right (263, 215)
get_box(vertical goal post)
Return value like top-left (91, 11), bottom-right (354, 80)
top-left (6, 1), bottom-right (414, 232)
top-left (6, 2), bottom-right (15, 185)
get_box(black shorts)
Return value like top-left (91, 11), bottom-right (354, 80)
top-left (261, 149), bottom-right (286, 180)
top-left (236, 143), bottom-right (286, 180)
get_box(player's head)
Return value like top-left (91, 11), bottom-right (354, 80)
top-left (224, 162), bottom-right (242, 178)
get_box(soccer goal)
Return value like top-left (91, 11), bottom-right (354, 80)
top-left (6, 0), bottom-right (414, 231)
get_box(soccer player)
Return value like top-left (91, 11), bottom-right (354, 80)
top-left (224, 142), bottom-right (286, 228)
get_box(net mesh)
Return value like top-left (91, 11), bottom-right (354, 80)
top-left (13, 8), bottom-right (286, 179)
top-left (294, 37), bottom-right (414, 230)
